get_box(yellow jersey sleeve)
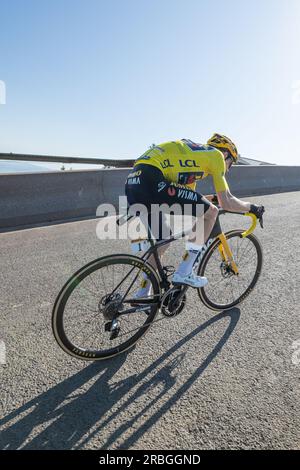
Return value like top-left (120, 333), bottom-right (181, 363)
top-left (210, 153), bottom-right (229, 192)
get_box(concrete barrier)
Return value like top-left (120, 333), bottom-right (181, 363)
top-left (0, 166), bottom-right (299, 230)
top-left (200, 165), bottom-right (300, 196)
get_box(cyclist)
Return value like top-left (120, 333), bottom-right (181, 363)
top-left (125, 133), bottom-right (264, 297)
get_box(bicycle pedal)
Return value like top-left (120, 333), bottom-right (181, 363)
top-left (110, 327), bottom-right (120, 340)
top-left (105, 321), bottom-right (112, 332)
top-left (163, 265), bottom-right (175, 276)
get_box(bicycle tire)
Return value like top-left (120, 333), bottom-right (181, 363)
top-left (197, 230), bottom-right (263, 311)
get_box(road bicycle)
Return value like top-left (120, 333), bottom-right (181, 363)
top-left (52, 208), bottom-right (264, 360)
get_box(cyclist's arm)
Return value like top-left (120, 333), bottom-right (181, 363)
top-left (211, 154), bottom-right (251, 212)
top-left (217, 189), bottom-right (251, 212)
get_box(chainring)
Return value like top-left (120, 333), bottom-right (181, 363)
top-left (161, 286), bottom-right (187, 317)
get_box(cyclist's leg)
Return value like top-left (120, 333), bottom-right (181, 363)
top-left (188, 204), bottom-right (219, 245)
top-left (173, 204), bottom-right (218, 287)
top-left (152, 181), bottom-right (218, 287)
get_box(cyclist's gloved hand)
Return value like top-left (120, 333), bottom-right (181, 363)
top-left (249, 204), bottom-right (265, 218)
top-left (250, 204), bottom-right (265, 228)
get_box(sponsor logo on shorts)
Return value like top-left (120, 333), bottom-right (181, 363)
top-left (127, 177), bottom-right (141, 185)
top-left (128, 170), bottom-right (142, 179)
top-left (127, 169), bottom-right (142, 185)
top-left (168, 187), bottom-right (176, 196)
top-left (157, 181), bottom-right (167, 192)
top-left (177, 189), bottom-right (198, 201)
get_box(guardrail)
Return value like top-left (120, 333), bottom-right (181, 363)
top-left (0, 152), bottom-right (134, 168)
top-left (0, 165), bottom-right (299, 230)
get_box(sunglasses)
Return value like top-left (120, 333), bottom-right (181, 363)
top-left (225, 155), bottom-right (234, 169)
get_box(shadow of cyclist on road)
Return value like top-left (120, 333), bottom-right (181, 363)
top-left (0, 308), bottom-right (240, 450)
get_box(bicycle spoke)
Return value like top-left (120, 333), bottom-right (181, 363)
top-left (116, 313), bottom-right (166, 338)
top-left (69, 299), bottom-right (98, 314)
top-left (236, 239), bottom-right (251, 265)
top-left (236, 236), bottom-right (240, 261)
top-left (205, 275), bottom-right (229, 291)
top-left (77, 283), bottom-right (101, 300)
top-left (100, 267), bottom-right (108, 295)
top-left (238, 243), bottom-right (255, 265)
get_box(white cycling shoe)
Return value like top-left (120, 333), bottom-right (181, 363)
top-left (172, 272), bottom-right (208, 288)
top-left (132, 287), bottom-right (152, 300)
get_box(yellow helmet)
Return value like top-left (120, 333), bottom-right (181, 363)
top-left (207, 133), bottom-right (238, 162)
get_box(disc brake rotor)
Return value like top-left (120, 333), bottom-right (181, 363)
top-left (99, 293), bottom-right (122, 320)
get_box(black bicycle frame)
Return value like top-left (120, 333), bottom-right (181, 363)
top-left (115, 209), bottom-right (240, 306)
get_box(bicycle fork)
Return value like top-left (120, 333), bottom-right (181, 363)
top-left (217, 233), bottom-right (239, 275)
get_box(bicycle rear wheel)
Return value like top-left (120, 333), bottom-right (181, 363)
top-left (197, 230), bottom-right (263, 311)
top-left (52, 254), bottom-right (161, 360)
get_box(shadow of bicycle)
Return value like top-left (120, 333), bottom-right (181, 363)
top-left (0, 308), bottom-right (240, 450)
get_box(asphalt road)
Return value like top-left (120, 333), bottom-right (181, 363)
top-left (0, 191), bottom-right (299, 450)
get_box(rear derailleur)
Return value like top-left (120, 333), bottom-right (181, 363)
top-left (99, 293), bottom-right (121, 340)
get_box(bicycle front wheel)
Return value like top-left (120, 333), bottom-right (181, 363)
top-left (197, 230), bottom-right (263, 311)
top-left (52, 254), bottom-right (161, 360)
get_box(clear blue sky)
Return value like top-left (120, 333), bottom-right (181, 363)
top-left (1, 0), bottom-right (300, 164)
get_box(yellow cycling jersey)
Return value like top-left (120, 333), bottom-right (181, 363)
top-left (134, 139), bottom-right (229, 192)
